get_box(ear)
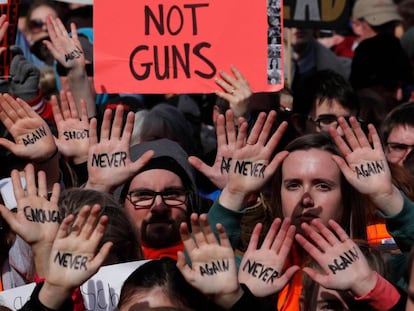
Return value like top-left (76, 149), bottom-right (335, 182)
top-left (351, 19), bottom-right (363, 37)
top-left (290, 113), bottom-right (307, 136)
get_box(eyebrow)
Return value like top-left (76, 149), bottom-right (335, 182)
top-left (129, 187), bottom-right (185, 192)
top-left (283, 178), bottom-right (337, 185)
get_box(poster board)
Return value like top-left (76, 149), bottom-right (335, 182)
top-left (94, 0), bottom-right (283, 94)
top-left (0, 260), bottom-right (148, 311)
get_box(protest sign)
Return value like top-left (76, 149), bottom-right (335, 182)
top-left (0, 260), bottom-right (148, 311)
top-left (53, 0), bottom-right (93, 3)
top-left (284, 0), bottom-right (351, 30)
top-left (94, 0), bottom-right (283, 94)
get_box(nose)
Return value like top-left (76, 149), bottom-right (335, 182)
top-left (399, 147), bottom-right (414, 165)
top-left (150, 195), bottom-right (169, 213)
top-left (301, 192), bottom-right (314, 208)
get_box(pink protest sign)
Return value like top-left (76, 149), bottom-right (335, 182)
top-left (94, 0), bottom-right (283, 93)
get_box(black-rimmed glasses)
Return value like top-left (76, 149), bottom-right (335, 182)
top-left (127, 189), bottom-right (188, 209)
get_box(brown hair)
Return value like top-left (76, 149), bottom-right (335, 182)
top-left (58, 188), bottom-right (142, 264)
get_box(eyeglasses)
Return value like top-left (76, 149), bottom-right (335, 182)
top-left (56, 62), bottom-right (94, 77)
top-left (28, 19), bottom-right (47, 33)
top-left (386, 142), bottom-right (414, 155)
top-left (309, 114), bottom-right (358, 130)
top-left (127, 189), bottom-right (188, 209)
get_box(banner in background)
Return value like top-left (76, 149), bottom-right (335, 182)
top-left (284, 0), bottom-right (351, 30)
top-left (0, 261), bottom-right (149, 311)
top-left (94, 0), bottom-right (283, 94)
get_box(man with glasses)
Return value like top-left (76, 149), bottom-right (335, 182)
top-left (290, 69), bottom-right (360, 136)
top-left (118, 139), bottom-right (199, 260)
top-left (381, 102), bottom-right (414, 168)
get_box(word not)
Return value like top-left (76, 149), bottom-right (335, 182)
top-left (220, 157), bottom-right (232, 174)
top-left (145, 4), bottom-right (208, 36)
top-left (65, 47), bottom-right (83, 62)
top-left (284, 0), bottom-right (346, 22)
top-left (24, 206), bottom-right (63, 223)
top-left (355, 160), bottom-right (385, 179)
top-left (63, 129), bottom-right (89, 140)
top-left (241, 259), bottom-right (279, 284)
top-left (22, 126), bottom-right (47, 146)
top-left (54, 251), bottom-right (88, 270)
top-left (129, 3), bottom-right (216, 81)
top-left (91, 152), bottom-right (127, 168)
top-left (234, 160), bottom-right (266, 178)
top-left (328, 246), bottom-right (360, 275)
top-left (199, 259), bottom-right (229, 276)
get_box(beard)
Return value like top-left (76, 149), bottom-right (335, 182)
top-left (140, 212), bottom-right (188, 249)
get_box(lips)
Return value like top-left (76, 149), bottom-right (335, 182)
top-left (299, 213), bottom-right (318, 224)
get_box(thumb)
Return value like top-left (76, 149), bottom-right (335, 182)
top-left (331, 155), bottom-right (354, 182)
top-left (0, 138), bottom-right (17, 154)
top-left (130, 150), bottom-right (154, 173)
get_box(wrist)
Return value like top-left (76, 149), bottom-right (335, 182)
top-left (72, 155), bottom-right (88, 165)
top-left (39, 281), bottom-right (74, 310)
top-left (84, 180), bottom-right (112, 193)
top-left (219, 187), bottom-right (247, 211)
top-left (370, 185), bottom-right (404, 216)
top-left (212, 286), bottom-right (244, 310)
top-left (351, 269), bottom-right (377, 297)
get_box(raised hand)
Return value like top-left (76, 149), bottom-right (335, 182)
top-left (330, 117), bottom-right (403, 216)
top-left (295, 219), bottom-right (377, 297)
top-left (85, 105), bottom-right (154, 193)
top-left (189, 109), bottom-right (239, 189)
top-left (51, 90), bottom-right (89, 161)
top-left (218, 111), bottom-right (288, 210)
top-left (215, 65), bottom-right (252, 119)
top-left (238, 218), bottom-right (299, 297)
top-left (0, 93), bottom-right (56, 161)
top-left (43, 16), bottom-right (85, 74)
top-left (0, 15), bottom-right (8, 56)
top-left (0, 163), bottom-right (61, 276)
top-left (38, 204), bottom-right (112, 309)
top-left (177, 213), bottom-right (243, 309)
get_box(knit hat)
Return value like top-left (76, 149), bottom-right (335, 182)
top-left (116, 139), bottom-right (199, 214)
top-left (352, 0), bottom-right (401, 26)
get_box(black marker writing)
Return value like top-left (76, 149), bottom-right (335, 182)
top-left (220, 157), bottom-right (231, 174)
top-left (242, 259), bottom-right (279, 284)
top-left (328, 246), bottom-right (360, 275)
top-left (24, 206), bottom-right (63, 223)
top-left (199, 259), bottom-right (229, 276)
top-left (355, 160), bottom-right (385, 179)
top-left (22, 126), bottom-right (47, 146)
top-left (63, 129), bottom-right (89, 140)
top-left (129, 3), bottom-right (215, 81)
top-left (54, 251), bottom-right (88, 270)
top-left (64, 47), bottom-right (83, 62)
top-left (91, 152), bottom-right (127, 168)
top-left (234, 160), bottom-right (266, 178)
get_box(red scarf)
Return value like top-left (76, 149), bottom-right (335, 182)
top-left (141, 243), bottom-right (184, 260)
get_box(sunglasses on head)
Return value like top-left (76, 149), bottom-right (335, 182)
top-left (56, 62), bottom-right (94, 77)
top-left (28, 19), bottom-right (46, 33)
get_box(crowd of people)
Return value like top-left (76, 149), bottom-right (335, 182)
top-left (0, 0), bottom-right (413, 310)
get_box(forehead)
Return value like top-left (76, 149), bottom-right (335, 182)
top-left (388, 125), bottom-right (414, 143)
top-left (129, 169), bottom-right (183, 190)
top-left (30, 5), bottom-right (57, 19)
top-left (282, 149), bottom-right (341, 179)
top-left (312, 98), bottom-right (351, 118)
